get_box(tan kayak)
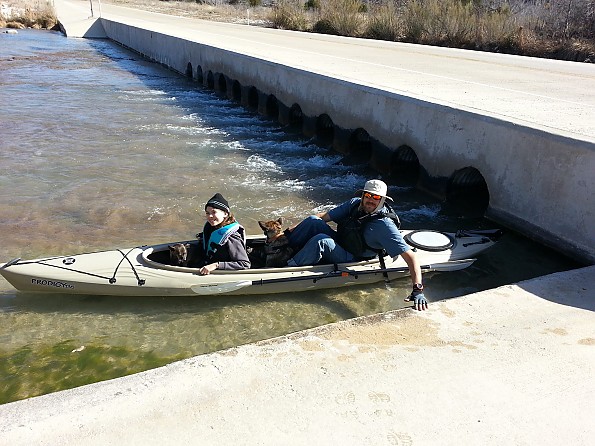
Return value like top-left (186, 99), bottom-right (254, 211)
top-left (0, 229), bottom-right (502, 296)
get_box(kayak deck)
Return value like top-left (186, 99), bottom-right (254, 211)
top-left (0, 229), bottom-right (502, 296)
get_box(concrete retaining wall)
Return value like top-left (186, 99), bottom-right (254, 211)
top-left (99, 20), bottom-right (594, 264)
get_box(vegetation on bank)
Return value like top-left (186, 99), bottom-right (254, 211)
top-left (269, 0), bottom-right (595, 62)
top-left (0, 1), bottom-right (57, 30)
top-left (3, 0), bottom-right (592, 62)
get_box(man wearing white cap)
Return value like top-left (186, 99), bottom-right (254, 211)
top-left (285, 179), bottom-right (427, 310)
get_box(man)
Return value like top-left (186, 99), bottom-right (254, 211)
top-left (285, 179), bottom-right (428, 311)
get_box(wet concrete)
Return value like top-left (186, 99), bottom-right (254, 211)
top-left (1, 266), bottom-right (593, 445)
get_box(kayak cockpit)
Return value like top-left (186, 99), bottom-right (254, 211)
top-left (141, 238), bottom-right (382, 274)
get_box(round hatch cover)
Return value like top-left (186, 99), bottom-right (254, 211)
top-left (404, 230), bottom-right (455, 252)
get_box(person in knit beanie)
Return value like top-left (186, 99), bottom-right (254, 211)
top-left (204, 193), bottom-right (230, 214)
top-left (194, 193), bottom-right (250, 274)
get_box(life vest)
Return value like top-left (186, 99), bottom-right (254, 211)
top-left (202, 222), bottom-right (241, 261)
top-left (336, 201), bottom-right (401, 258)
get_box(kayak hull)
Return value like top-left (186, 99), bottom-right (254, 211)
top-left (0, 229), bottom-right (501, 296)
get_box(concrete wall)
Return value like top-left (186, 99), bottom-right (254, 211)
top-left (99, 20), bottom-right (594, 264)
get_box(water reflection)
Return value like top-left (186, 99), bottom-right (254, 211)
top-left (0, 282), bottom-right (403, 357)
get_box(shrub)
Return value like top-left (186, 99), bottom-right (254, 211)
top-left (493, 0), bottom-right (595, 60)
top-left (304, 0), bottom-right (320, 10)
top-left (364, 1), bottom-right (403, 41)
top-left (474, 5), bottom-right (519, 51)
top-left (312, 18), bottom-right (338, 34)
top-left (402, 0), bottom-right (477, 46)
top-left (269, 0), bottom-right (310, 30)
top-left (3, 2), bottom-right (57, 30)
top-left (315, 0), bottom-right (365, 37)
top-left (518, 0), bottom-right (594, 39)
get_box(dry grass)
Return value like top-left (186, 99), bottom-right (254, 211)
top-left (268, 0), bottom-right (310, 30)
top-left (365, 2), bottom-right (402, 41)
top-left (313, 0), bottom-right (365, 36)
top-left (104, 0), bottom-right (273, 24)
top-left (1, 0), bottom-right (58, 29)
top-left (402, 0), bottom-right (476, 44)
top-left (3, 0), bottom-right (593, 62)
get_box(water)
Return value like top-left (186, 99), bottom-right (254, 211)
top-left (0, 29), bottom-right (580, 403)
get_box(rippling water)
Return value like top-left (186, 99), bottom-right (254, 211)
top-left (0, 30), bottom-right (579, 403)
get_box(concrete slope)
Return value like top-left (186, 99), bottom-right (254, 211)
top-left (54, 0), bottom-right (106, 38)
top-left (1, 265), bottom-right (594, 445)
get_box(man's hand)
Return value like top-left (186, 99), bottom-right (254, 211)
top-left (404, 289), bottom-right (428, 311)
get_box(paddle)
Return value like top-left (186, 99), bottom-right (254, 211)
top-left (190, 270), bottom-right (347, 295)
top-left (189, 259), bottom-right (476, 295)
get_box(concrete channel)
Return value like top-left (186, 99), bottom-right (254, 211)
top-left (1, 1), bottom-right (594, 444)
top-left (53, 0), bottom-right (595, 264)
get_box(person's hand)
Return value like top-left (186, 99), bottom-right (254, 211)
top-left (404, 289), bottom-right (428, 311)
top-left (199, 263), bottom-right (218, 275)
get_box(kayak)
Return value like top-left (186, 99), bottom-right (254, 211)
top-left (0, 229), bottom-right (502, 296)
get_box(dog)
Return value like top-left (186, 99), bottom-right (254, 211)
top-left (169, 243), bottom-right (193, 267)
top-left (258, 217), bottom-right (294, 267)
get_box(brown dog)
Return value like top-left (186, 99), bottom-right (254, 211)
top-left (258, 218), bottom-right (294, 267)
top-left (169, 243), bottom-right (192, 267)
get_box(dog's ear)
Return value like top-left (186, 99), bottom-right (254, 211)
top-left (276, 217), bottom-right (284, 225)
top-left (168, 245), bottom-right (175, 252)
top-left (184, 243), bottom-right (191, 249)
top-left (258, 221), bottom-right (267, 230)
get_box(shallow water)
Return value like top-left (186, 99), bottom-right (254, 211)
top-left (0, 30), bottom-right (580, 403)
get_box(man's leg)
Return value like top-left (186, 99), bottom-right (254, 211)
top-left (286, 216), bottom-right (335, 250)
top-left (288, 234), bottom-right (355, 266)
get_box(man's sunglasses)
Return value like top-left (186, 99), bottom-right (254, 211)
top-left (363, 192), bottom-right (382, 200)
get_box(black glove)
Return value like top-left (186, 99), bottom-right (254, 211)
top-left (404, 289), bottom-right (428, 311)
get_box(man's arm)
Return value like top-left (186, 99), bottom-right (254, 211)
top-left (400, 249), bottom-right (428, 311)
top-left (400, 249), bottom-right (422, 284)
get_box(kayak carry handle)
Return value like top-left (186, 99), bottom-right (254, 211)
top-left (1, 258), bottom-right (21, 269)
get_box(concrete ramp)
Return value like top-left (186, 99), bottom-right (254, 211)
top-left (0, 266), bottom-right (594, 445)
top-left (54, 0), bottom-right (107, 38)
top-left (59, 17), bottom-right (106, 38)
